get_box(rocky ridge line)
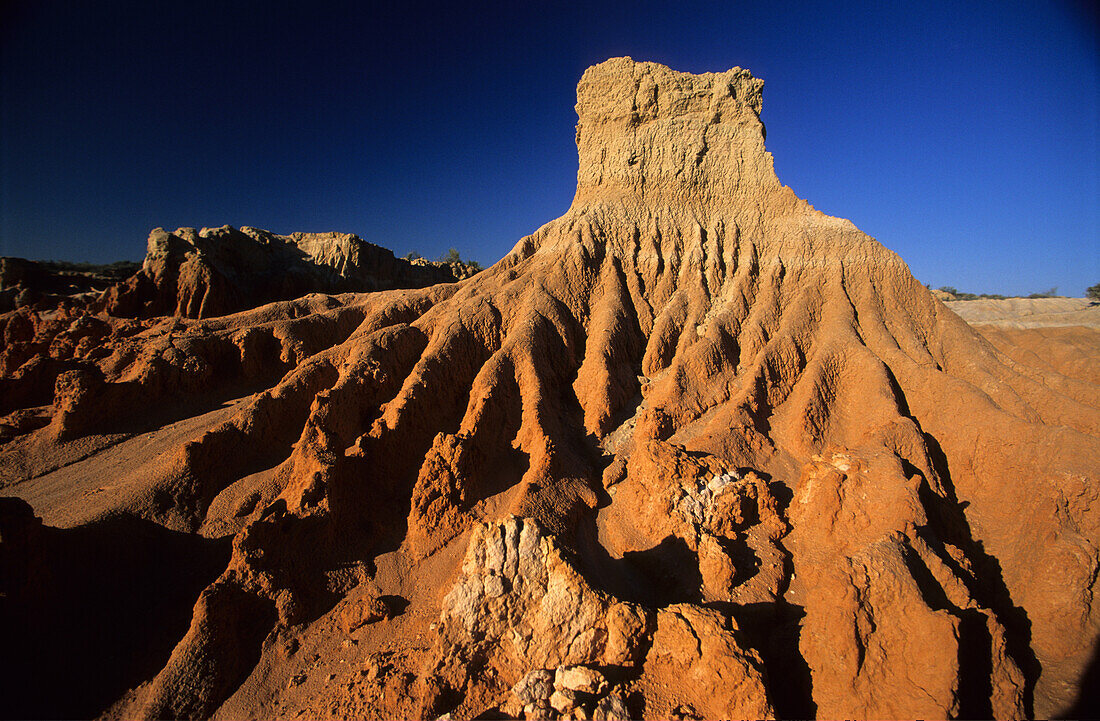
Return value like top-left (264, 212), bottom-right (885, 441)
top-left (97, 225), bottom-right (479, 319)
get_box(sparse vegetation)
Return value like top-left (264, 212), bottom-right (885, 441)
top-left (933, 284), bottom-right (1074, 301)
top-left (936, 286), bottom-right (1007, 301)
top-left (404, 248), bottom-right (482, 273)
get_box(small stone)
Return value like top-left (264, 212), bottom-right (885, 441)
top-left (670, 703), bottom-right (702, 720)
top-left (483, 573), bottom-right (505, 598)
top-left (550, 688), bottom-right (579, 714)
top-left (678, 495), bottom-right (704, 524)
top-left (288, 673), bottom-right (307, 688)
top-left (339, 593), bottom-right (390, 633)
top-left (512, 668), bottom-right (554, 704)
top-left (524, 700), bottom-right (552, 721)
top-left (707, 473), bottom-right (735, 494)
top-left (555, 665), bottom-right (607, 695)
top-left (593, 693), bottom-right (630, 721)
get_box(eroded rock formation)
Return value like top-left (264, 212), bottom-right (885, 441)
top-left (97, 225), bottom-right (476, 319)
top-left (0, 257), bottom-right (140, 313)
top-left (1, 57), bottom-right (1098, 720)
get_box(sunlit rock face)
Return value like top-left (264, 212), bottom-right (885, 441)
top-left (96, 224), bottom-right (472, 319)
top-left (1, 57), bottom-right (1097, 720)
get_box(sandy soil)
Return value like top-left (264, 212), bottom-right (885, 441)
top-left (5, 395), bottom-right (251, 528)
top-left (944, 297), bottom-right (1099, 328)
top-left (943, 297), bottom-right (1100, 392)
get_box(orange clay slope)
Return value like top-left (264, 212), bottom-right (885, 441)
top-left (1, 57), bottom-right (1098, 720)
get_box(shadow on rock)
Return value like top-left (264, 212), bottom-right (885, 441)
top-left (1059, 641), bottom-right (1100, 719)
top-left (0, 498), bottom-right (231, 720)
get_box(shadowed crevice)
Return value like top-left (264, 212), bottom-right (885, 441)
top-left (0, 501), bottom-right (231, 720)
top-left (881, 360), bottom-right (1040, 717)
top-left (1059, 642), bottom-right (1100, 719)
top-left (723, 600), bottom-right (816, 720)
top-left (899, 538), bottom-right (994, 719)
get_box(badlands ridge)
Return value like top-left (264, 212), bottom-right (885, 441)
top-left (1, 58), bottom-right (1098, 720)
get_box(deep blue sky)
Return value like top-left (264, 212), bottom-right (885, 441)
top-left (1, 1), bottom-right (1097, 296)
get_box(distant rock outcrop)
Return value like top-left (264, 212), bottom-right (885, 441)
top-left (96, 225), bottom-right (475, 319)
top-left (0, 257), bottom-right (140, 313)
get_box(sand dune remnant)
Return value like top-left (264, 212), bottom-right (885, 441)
top-left (1, 58), bottom-right (1097, 720)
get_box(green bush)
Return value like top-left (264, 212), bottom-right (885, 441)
top-left (933, 285), bottom-right (1009, 301)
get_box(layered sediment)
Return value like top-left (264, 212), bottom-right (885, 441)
top-left (1, 57), bottom-right (1097, 720)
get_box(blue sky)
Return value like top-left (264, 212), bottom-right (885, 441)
top-left (1, 0), bottom-right (1096, 296)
